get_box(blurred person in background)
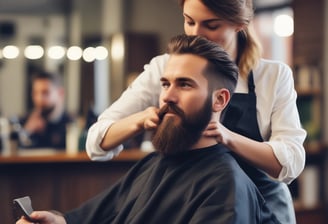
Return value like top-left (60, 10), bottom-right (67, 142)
top-left (16, 69), bottom-right (72, 149)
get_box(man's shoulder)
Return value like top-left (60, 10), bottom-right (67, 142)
top-left (196, 145), bottom-right (254, 186)
top-left (198, 145), bottom-right (239, 170)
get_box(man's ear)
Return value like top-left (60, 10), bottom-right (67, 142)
top-left (212, 89), bottom-right (230, 112)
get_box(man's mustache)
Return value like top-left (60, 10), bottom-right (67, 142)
top-left (158, 103), bottom-right (185, 120)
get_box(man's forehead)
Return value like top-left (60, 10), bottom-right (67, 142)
top-left (163, 53), bottom-right (208, 78)
top-left (33, 79), bottom-right (57, 91)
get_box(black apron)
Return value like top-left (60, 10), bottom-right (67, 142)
top-left (221, 72), bottom-right (296, 224)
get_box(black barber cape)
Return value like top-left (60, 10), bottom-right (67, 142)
top-left (65, 144), bottom-right (279, 224)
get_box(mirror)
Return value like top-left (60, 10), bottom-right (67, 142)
top-left (0, 0), bottom-right (184, 119)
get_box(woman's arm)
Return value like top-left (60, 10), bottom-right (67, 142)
top-left (204, 122), bottom-right (283, 178)
top-left (204, 61), bottom-right (306, 183)
top-left (99, 107), bottom-right (160, 150)
top-left (86, 54), bottom-right (169, 161)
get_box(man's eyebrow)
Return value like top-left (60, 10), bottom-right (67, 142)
top-left (183, 13), bottom-right (223, 23)
top-left (176, 77), bottom-right (195, 83)
top-left (160, 76), bottom-right (196, 83)
top-left (160, 77), bottom-right (168, 82)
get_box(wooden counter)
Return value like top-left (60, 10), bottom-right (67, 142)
top-left (0, 149), bottom-right (148, 224)
top-left (0, 149), bottom-right (148, 163)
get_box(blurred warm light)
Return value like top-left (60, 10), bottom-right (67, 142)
top-left (24, 45), bottom-right (44, 60)
top-left (3, 45), bottom-right (19, 59)
top-left (67, 46), bottom-right (82, 60)
top-left (95, 46), bottom-right (108, 60)
top-left (111, 34), bottom-right (124, 61)
top-left (274, 14), bottom-right (294, 37)
top-left (0, 45), bottom-right (109, 61)
top-left (83, 47), bottom-right (96, 62)
top-left (48, 46), bottom-right (66, 59)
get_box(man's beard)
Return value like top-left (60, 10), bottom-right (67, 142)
top-left (152, 97), bottom-right (212, 156)
top-left (40, 104), bottom-right (56, 119)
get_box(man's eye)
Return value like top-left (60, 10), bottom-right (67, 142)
top-left (180, 82), bottom-right (192, 88)
top-left (161, 82), bottom-right (170, 88)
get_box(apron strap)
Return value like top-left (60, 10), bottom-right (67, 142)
top-left (248, 71), bottom-right (255, 93)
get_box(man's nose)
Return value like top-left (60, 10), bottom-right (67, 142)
top-left (162, 87), bottom-right (178, 104)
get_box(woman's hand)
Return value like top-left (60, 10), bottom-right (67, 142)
top-left (203, 120), bottom-right (231, 145)
top-left (100, 106), bottom-right (160, 150)
top-left (142, 107), bottom-right (161, 130)
top-left (203, 119), bottom-right (282, 178)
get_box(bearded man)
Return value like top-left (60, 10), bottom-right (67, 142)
top-left (16, 34), bottom-right (279, 224)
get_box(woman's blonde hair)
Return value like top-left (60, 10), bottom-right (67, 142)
top-left (178, 0), bottom-right (262, 78)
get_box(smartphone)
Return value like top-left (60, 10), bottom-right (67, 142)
top-left (13, 196), bottom-right (37, 222)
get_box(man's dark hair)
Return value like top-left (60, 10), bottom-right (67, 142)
top-left (31, 70), bottom-right (63, 87)
top-left (167, 34), bottom-right (238, 95)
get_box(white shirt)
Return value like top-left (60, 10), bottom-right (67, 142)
top-left (86, 54), bottom-right (306, 184)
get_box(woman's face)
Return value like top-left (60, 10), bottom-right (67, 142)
top-left (182, 0), bottom-right (242, 55)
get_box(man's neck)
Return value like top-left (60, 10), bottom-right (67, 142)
top-left (191, 136), bottom-right (218, 150)
top-left (191, 114), bottom-right (221, 150)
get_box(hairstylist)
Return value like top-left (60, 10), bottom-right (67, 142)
top-left (86, 0), bottom-right (306, 223)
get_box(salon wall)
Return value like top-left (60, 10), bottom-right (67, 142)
top-left (125, 0), bottom-right (183, 51)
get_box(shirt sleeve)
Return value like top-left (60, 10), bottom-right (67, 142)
top-left (86, 54), bottom-right (169, 161)
top-left (259, 62), bottom-right (306, 184)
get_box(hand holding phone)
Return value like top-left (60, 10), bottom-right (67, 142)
top-left (13, 196), bottom-right (37, 222)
